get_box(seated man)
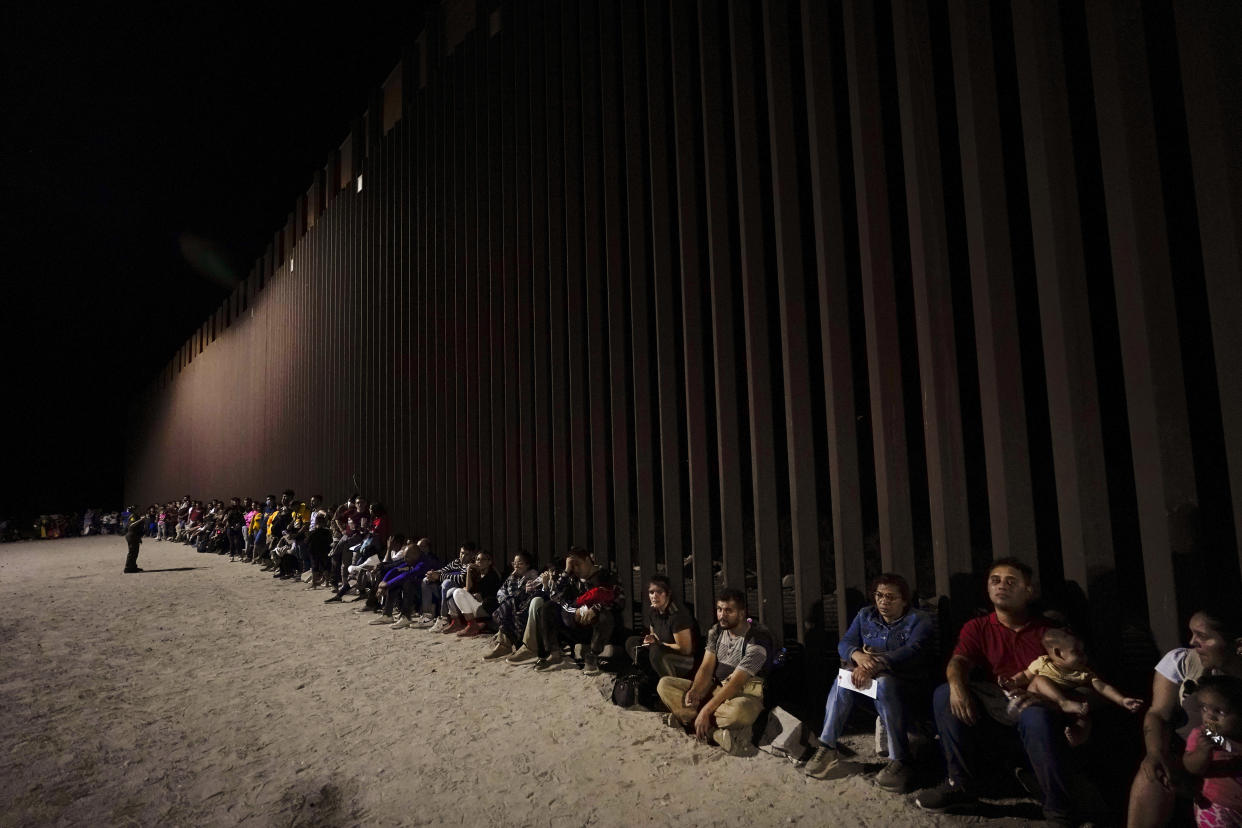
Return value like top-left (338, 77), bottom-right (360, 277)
top-left (625, 574), bottom-right (696, 679)
top-left (192, 512), bottom-right (218, 553)
top-left (916, 557), bottom-right (1073, 825)
top-left (656, 588), bottom-right (770, 757)
top-left (323, 514), bottom-right (369, 603)
top-left (511, 547), bottom-right (623, 675)
top-left (271, 524), bottom-right (305, 580)
top-left (352, 534), bottom-right (408, 615)
top-left (186, 501), bottom-right (204, 544)
top-left (381, 538), bottom-right (440, 628)
top-left (803, 572), bottom-right (933, 792)
top-left (419, 542), bottom-right (476, 629)
top-left (261, 506), bottom-right (292, 570)
top-left (326, 497), bottom-right (368, 583)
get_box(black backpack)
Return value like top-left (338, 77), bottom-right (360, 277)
top-left (611, 668), bottom-right (659, 709)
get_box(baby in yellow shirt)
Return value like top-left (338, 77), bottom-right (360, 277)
top-left (1007, 627), bottom-right (1144, 744)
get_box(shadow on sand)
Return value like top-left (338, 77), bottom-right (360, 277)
top-left (128, 567), bottom-right (205, 573)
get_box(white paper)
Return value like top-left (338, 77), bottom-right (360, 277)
top-left (838, 667), bottom-right (879, 699)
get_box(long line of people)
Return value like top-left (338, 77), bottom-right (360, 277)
top-left (142, 491), bottom-right (1242, 827)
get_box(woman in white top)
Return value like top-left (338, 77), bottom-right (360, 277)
top-left (1128, 603), bottom-right (1242, 827)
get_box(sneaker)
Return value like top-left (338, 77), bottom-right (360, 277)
top-left (915, 780), bottom-right (977, 813)
top-left (582, 653), bottom-right (601, 675)
top-left (353, 604), bottom-right (376, 614)
top-left (122, 567), bottom-right (143, 574)
top-left (412, 614), bottom-right (436, 629)
top-left (505, 646), bottom-right (537, 664)
top-left (803, 746), bottom-right (861, 780)
top-left (442, 617), bottom-right (466, 634)
top-left (456, 620), bottom-right (486, 637)
top-left (710, 726), bottom-right (757, 757)
top-left (663, 712), bottom-right (686, 731)
top-left (534, 651), bottom-right (564, 671)
top-left (427, 617), bottom-right (450, 633)
top-left (390, 616), bottom-right (414, 630)
top-left (483, 640), bottom-right (513, 660)
top-left (323, 594), bottom-right (343, 603)
top-left (875, 759), bottom-right (912, 792)
top-left (369, 615), bottom-right (393, 625)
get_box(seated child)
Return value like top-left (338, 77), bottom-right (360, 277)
top-left (1183, 674), bottom-right (1242, 828)
top-left (1006, 627), bottom-right (1144, 744)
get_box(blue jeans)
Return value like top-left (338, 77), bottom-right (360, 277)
top-left (819, 675), bottom-right (912, 760)
top-left (420, 572), bottom-right (464, 616)
top-left (932, 681), bottom-right (1072, 817)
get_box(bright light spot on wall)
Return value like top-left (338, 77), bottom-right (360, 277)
top-left (356, 175), bottom-right (364, 193)
top-left (290, 259), bottom-right (294, 272)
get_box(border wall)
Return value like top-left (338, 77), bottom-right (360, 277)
top-left (127, 0), bottom-right (1242, 660)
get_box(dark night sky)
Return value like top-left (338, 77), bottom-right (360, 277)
top-left (3, 3), bottom-right (428, 519)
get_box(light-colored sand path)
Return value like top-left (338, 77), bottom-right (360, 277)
top-left (0, 537), bottom-right (1041, 827)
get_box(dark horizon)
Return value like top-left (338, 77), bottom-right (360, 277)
top-left (3, 3), bottom-right (429, 520)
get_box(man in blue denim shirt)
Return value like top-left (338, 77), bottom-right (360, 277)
top-left (803, 573), bottom-right (932, 792)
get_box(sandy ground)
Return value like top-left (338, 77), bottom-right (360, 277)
top-left (0, 537), bottom-right (1056, 827)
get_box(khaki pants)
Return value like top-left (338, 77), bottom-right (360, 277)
top-left (656, 676), bottom-right (764, 731)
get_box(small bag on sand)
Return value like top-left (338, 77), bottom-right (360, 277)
top-left (611, 669), bottom-right (658, 709)
top-left (756, 706), bottom-right (813, 761)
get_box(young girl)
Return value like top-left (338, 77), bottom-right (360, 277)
top-left (1183, 674), bottom-right (1242, 827)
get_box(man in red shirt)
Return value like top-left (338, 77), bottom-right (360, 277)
top-left (916, 558), bottom-right (1074, 826)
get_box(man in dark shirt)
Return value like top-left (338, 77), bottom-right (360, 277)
top-left (305, 512), bottom-right (334, 589)
top-left (520, 547), bottom-right (623, 675)
top-left (625, 574), bottom-right (696, 678)
top-left (916, 558), bottom-right (1071, 825)
top-left (175, 497), bottom-right (191, 542)
top-left (124, 505), bottom-right (155, 573)
top-left (224, 497), bottom-right (244, 560)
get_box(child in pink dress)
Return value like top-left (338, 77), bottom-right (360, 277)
top-left (1184, 675), bottom-right (1242, 827)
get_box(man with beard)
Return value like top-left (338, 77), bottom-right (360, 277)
top-left (656, 588), bottom-right (771, 757)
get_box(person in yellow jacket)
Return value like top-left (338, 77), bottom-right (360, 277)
top-left (248, 495), bottom-right (275, 563)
